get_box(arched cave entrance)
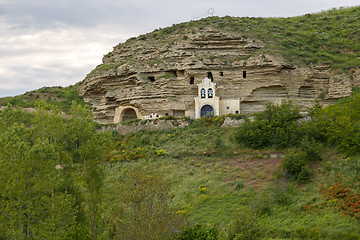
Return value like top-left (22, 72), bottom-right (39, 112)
top-left (201, 105), bottom-right (214, 117)
top-left (121, 108), bottom-right (138, 122)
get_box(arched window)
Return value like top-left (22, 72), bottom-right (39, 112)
top-left (200, 88), bottom-right (206, 98)
top-left (208, 88), bottom-right (213, 98)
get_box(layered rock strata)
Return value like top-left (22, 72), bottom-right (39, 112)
top-left (78, 28), bottom-right (359, 124)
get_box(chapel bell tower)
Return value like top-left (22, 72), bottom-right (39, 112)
top-left (194, 77), bottom-right (220, 118)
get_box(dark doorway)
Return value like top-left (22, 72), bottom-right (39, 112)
top-left (243, 71), bottom-right (247, 78)
top-left (121, 108), bottom-right (137, 122)
top-left (207, 72), bottom-right (213, 81)
top-left (201, 105), bottom-right (214, 117)
top-left (190, 77), bottom-right (195, 84)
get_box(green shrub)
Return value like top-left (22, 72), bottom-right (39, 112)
top-left (235, 181), bottom-right (244, 190)
top-left (226, 113), bottom-right (246, 120)
top-left (175, 224), bottom-right (219, 240)
top-left (222, 210), bottom-right (260, 240)
top-left (234, 100), bottom-right (302, 148)
top-left (160, 115), bottom-right (177, 120)
top-left (282, 151), bottom-right (311, 183)
top-left (300, 137), bottom-right (322, 161)
top-left (313, 89), bottom-right (360, 155)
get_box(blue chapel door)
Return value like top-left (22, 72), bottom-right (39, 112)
top-left (201, 105), bottom-right (214, 117)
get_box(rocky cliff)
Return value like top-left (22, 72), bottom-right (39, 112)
top-left (78, 13), bottom-right (360, 124)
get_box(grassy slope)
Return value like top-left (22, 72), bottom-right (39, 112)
top-left (0, 85), bottom-right (86, 111)
top-left (103, 117), bottom-right (360, 239)
top-left (103, 6), bottom-right (360, 74)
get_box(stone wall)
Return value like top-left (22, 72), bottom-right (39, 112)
top-left (116, 119), bottom-right (189, 135)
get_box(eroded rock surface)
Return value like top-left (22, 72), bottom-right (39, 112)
top-left (78, 28), bottom-right (359, 124)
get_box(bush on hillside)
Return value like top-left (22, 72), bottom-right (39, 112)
top-left (234, 100), bottom-right (302, 149)
top-left (313, 89), bottom-right (360, 155)
top-left (282, 151), bottom-right (312, 183)
top-left (300, 136), bottom-right (322, 161)
top-left (174, 224), bottom-right (219, 240)
top-left (109, 168), bottom-right (187, 240)
top-left (222, 210), bottom-right (260, 240)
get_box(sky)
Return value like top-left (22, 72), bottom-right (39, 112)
top-left (0, 0), bottom-right (359, 97)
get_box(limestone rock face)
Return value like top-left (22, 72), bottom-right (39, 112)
top-left (78, 28), bottom-right (359, 124)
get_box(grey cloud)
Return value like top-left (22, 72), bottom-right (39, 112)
top-left (2, 2), bottom-right (102, 28)
top-left (0, 0), bottom-right (360, 97)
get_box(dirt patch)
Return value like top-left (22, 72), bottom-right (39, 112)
top-left (220, 157), bottom-right (282, 190)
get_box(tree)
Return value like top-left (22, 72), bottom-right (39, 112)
top-left (0, 123), bottom-right (78, 239)
top-left (109, 168), bottom-right (187, 240)
top-left (0, 101), bottom-right (111, 239)
top-left (68, 103), bottom-right (111, 240)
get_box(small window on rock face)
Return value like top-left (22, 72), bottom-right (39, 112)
top-left (219, 72), bottom-right (224, 76)
top-left (243, 71), bottom-right (246, 78)
top-left (201, 88), bottom-right (206, 98)
top-left (235, 111), bottom-right (239, 114)
top-left (226, 106), bottom-right (229, 109)
top-left (208, 88), bottom-right (213, 98)
top-left (148, 76), bottom-right (155, 82)
top-left (207, 72), bottom-right (213, 81)
top-left (190, 77), bottom-right (195, 84)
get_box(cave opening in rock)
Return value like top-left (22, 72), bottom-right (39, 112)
top-left (121, 108), bottom-right (138, 122)
top-left (148, 76), bottom-right (155, 82)
top-left (207, 72), bottom-right (213, 81)
top-left (243, 71), bottom-right (247, 78)
top-left (219, 72), bottom-right (224, 76)
top-left (169, 70), bottom-right (178, 77)
top-left (190, 77), bottom-right (195, 84)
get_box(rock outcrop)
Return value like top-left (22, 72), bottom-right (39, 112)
top-left (78, 27), bottom-right (360, 124)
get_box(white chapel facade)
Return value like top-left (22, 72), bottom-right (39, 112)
top-left (194, 77), bottom-right (240, 118)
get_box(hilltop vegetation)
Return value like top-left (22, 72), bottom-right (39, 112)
top-left (110, 6), bottom-right (360, 71)
top-left (1, 90), bottom-right (360, 239)
top-left (0, 85), bottom-right (86, 112)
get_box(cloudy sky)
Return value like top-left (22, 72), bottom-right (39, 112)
top-left (0, 0), bottom-right (359, 97)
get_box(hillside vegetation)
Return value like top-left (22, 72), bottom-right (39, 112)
top-left (0, 85), bottom-right (86, 111)
top-left (110, 6), bottom-right (360, 71)
top-left (1, 89), bottom-right (360, 239)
